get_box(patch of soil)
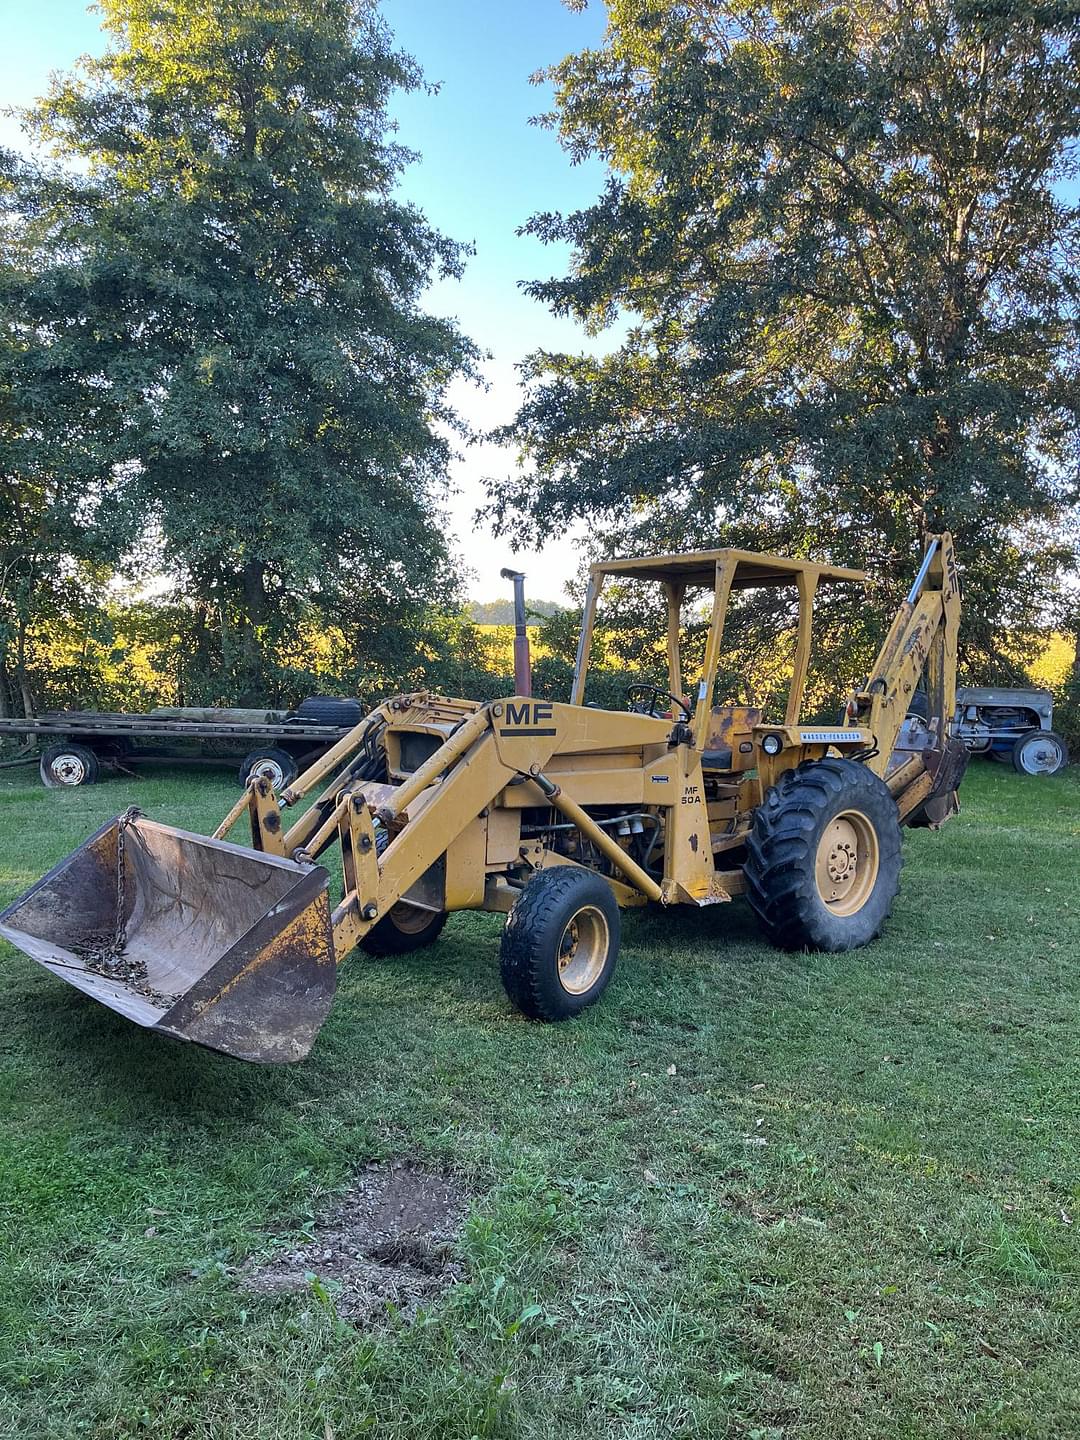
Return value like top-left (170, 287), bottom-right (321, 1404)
top-left (241, 1161), bottom-right (467, 1324)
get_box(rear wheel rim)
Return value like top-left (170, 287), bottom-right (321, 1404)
top-left (1018, 736), bottom-right (1062, 775)
top-left (51, 753), bottom-right (87, 785)
top-left (815, 809), bottom-right (879, 916)
top-left (557, 905), bottom-right (609, 994)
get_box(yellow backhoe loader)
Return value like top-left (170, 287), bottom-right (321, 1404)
top-left (0, 534), bottom-right (966, 1063)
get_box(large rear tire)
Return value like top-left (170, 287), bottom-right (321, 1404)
top-left (745, 758), bottom-right (902, 952)
top-left (500, 867), bottom-right (620, 1021)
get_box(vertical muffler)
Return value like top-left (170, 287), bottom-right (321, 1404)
top-left (0, 812), bottom-right (335, 1063)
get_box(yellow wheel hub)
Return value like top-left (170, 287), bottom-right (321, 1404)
top-left (557, 905), bottom-right (609, 994)
top-left (815, 810), bottom-right (880, 916)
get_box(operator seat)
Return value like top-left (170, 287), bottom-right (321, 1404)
top-left (700, 704), bottom-right (762, 771)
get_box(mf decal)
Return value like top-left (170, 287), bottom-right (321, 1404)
top-left (499, 701), bottom-right (557, 737)
top-left (681, 784), bottom-right (703, 806)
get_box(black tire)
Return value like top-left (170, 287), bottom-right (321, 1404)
top-left (1012, 729), bottom-right (1069, 777)
top-left (238, 747), bottom-right (299, 790)
top-left (40, 742), bottom-right (100, 789)
top-left (745, 758), bottom-right (903, 952)
top-left (293, 695), bottom-right (363, 727)
top-left (500, 867), bottom-right (620, 1021)
top-left (362, 904), bottom-right (448, 956)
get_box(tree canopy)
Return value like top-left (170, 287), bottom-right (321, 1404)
top-left (490, 0), bottom-right (1080, 681)
top-left (3, 0), bottom-right (478, 705)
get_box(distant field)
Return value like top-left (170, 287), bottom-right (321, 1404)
top-left (475, 622), bottom-right (1076, 692)
top-left (0, 760), bottom-right (1077, 1439)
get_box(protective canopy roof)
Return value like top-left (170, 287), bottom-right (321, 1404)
top-left (590, 548), bottom-right (866, 590)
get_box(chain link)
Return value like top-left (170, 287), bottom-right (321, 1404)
top-left (80, 806), bottom-right (144, 973)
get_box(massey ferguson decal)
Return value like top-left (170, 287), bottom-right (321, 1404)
top-left (798, 730), bottom-right (866, 744)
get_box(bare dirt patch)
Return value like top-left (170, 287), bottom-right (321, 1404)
top-left (241, 1161), bottom-right (468, 1323)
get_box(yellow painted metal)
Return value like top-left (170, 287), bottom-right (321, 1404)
top-left (886, 755), bottom-right (926, 796)
top-left (248, 776), bottom-right (288, 857)
top-left (664, 581), bottom-right (685, 699)
top-left (485, 807), bottom-right (523, 865)
top-left (693, 559), bottom-right (736, 750)
top-left (532, 850), bottom-right (648, 907)
top-left (590, 548), bottom-right (865, 589)
top-left (377, 706), bottom-right (492, 826)
top-left (445, 818), bottom-right (488, 909)
top-left (278, 711), bottom-right (381, 809)
top-left (212, 784), bottom-right (252, 841)
top-left (556, 905), bottom-right (609, 993)
top-left (785, 570), bottom-right (819, 725)
top-left (334, 730), bottom-right (517, 953)
top-left (658, 751), bottom-right (715, 900)
top-left (814, 809), bottom-right (879, 914)
top-left (896, 769), bottom-right (935, 821)
top-left (570, 575), bottom-right (601, 706)
top-left (335, 792), bottom-right (380, 953)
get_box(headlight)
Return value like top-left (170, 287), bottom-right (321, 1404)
top-left (761, 733), bottom-right (783, 756)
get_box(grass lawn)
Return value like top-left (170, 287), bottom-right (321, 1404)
top-left (0, 759), bottom-right (1077, 1439)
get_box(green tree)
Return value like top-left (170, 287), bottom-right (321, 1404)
top-left (491, 0), bottom-right (1080, 685)
top-left (0, 153), bottom-right (141, 715)
top-left (11, 0), bottom-right (477, 704)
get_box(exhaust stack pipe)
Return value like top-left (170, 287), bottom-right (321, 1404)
top-left (500, 566), bottom-right (532, 697)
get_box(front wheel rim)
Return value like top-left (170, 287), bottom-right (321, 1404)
top-left (1018, 737), bottom-right (1062, 775)
top-left (815, 809), bottom-right (880, 916)
top-left (51, 754), bottom-right (86, 785)
top-left (388, 902), bottom-right (437, 935)
top-left (557, 905), bottom-right (609, 994)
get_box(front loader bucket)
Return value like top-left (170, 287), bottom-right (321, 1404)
top-left (0, 815), bottom-right (335, 1064)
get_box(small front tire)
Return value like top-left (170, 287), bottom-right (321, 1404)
top-left (40, 743), bottom-right (100, 789)
top-left (500, 867), bottom-right (620, 1021)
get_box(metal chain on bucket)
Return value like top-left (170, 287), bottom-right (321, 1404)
top-left (80, 805), bottom-right (144, 974)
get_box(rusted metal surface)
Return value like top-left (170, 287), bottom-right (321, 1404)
top-left (887, 716), bottom-right (969, 828)
top-left (0, 815), bottom-right (334, 1063)
top-left (904, 735), bottom-right (969, 829)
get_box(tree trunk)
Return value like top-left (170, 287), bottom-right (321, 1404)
top-left (238, 559), bottom-right (270, 705)
top-left (15, 616), bottom-right (35, 718)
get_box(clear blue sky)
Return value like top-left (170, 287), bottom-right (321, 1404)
top-left (0, 0), bottom-right (614, 599)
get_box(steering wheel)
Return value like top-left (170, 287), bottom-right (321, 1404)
top-left (625, 684), bottom-right (692, 723)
